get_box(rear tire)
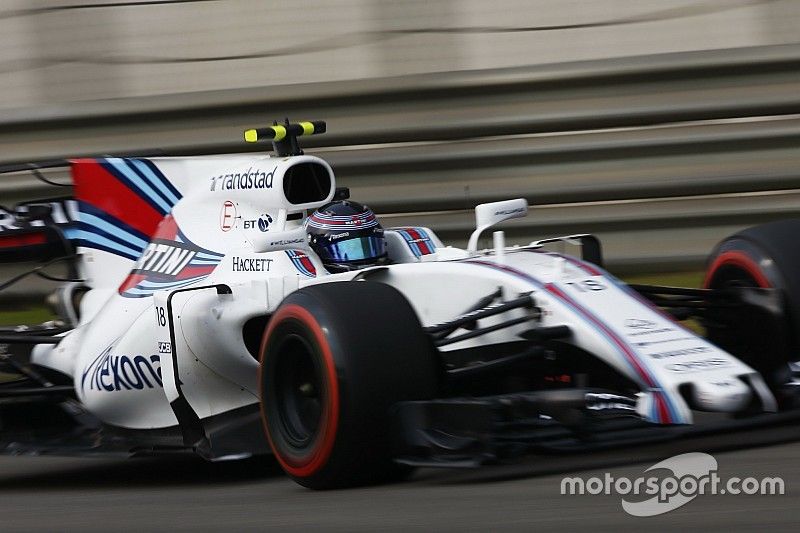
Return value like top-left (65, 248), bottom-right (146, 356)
top-left (259, 281), bottom-right (439, 489)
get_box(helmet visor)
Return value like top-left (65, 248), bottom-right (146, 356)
top-left (316, 235), bottom-right (386, 263)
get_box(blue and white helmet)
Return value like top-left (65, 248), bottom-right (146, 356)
top-left (305, 200), bottom-right (387, 272)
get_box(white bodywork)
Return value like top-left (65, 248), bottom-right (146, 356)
top-left (31, 153), bottom-right (776, 431)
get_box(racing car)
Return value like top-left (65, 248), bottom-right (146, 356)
top-left (0, 120), bottom-right (799, 489)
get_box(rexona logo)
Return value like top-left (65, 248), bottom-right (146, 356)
top-left (80, 345), bottom-right (163, 393)
top-left (118, 215), bottom-right (224, 298)
top-left (209, 166), bottom-right (276, 192)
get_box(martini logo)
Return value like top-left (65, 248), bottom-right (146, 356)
top-left (119, 215), bottom-right (224, 298)
top-left (133, 242), bottom-right (196, 276)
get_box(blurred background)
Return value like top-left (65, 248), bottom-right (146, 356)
top-left (2, 0), bottom-right (800, 300)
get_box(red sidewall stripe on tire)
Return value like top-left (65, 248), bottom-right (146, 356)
top-left (705, 250), bottom-right (771, 289)
top-left (259, 304), bottom-right (340, 479)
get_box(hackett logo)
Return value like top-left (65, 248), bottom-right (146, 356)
top-left (232, 256), bottom-right (273, 272)
top-left (209, 166), bottom-right (276, 192)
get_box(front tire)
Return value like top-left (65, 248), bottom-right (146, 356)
top-left (705, 220), bottom-right (800, 391)
top-left (259, 282), bottom-right (439, 489)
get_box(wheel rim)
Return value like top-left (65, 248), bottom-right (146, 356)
top-left (273, 334), bottom-right (324, 448)
top-left (714, 269), bottom-right (760, 289)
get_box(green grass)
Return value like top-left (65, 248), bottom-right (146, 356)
top-left (0, 305), bottom-right (56, 326)
top-left (621, 271), bottom-right (704, 289)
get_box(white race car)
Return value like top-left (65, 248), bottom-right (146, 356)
top-left (0, 121), bottom-right (797, 489)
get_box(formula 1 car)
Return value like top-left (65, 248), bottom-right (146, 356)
top-left (0, 121), bottom-right (799, 489)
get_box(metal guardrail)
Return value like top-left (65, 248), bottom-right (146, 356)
top-left (1, 43), bottom-right (800, 163)
top-left (2, 44), bottom-right (800, 300)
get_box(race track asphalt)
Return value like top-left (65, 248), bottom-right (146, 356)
top-left (0, 420), bottom-right (798, 532)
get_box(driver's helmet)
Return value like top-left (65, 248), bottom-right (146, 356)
top-left (305, 200), bottom-right (387, 272)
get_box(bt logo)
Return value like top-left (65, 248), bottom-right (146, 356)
top-left (243, 214), bottom-right (273, 232)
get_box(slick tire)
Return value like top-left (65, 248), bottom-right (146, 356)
top-left (705, 219), bottom-right (800, 388)
top-left (259, 281), bottom-right (438, 489)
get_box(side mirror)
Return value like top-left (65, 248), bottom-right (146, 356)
top-left (251, 227), bottom-right (328, 276)
top-left (467, 198), bottom-right (528, 253)
top-left (252, 226), bottom-right (309, 253)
